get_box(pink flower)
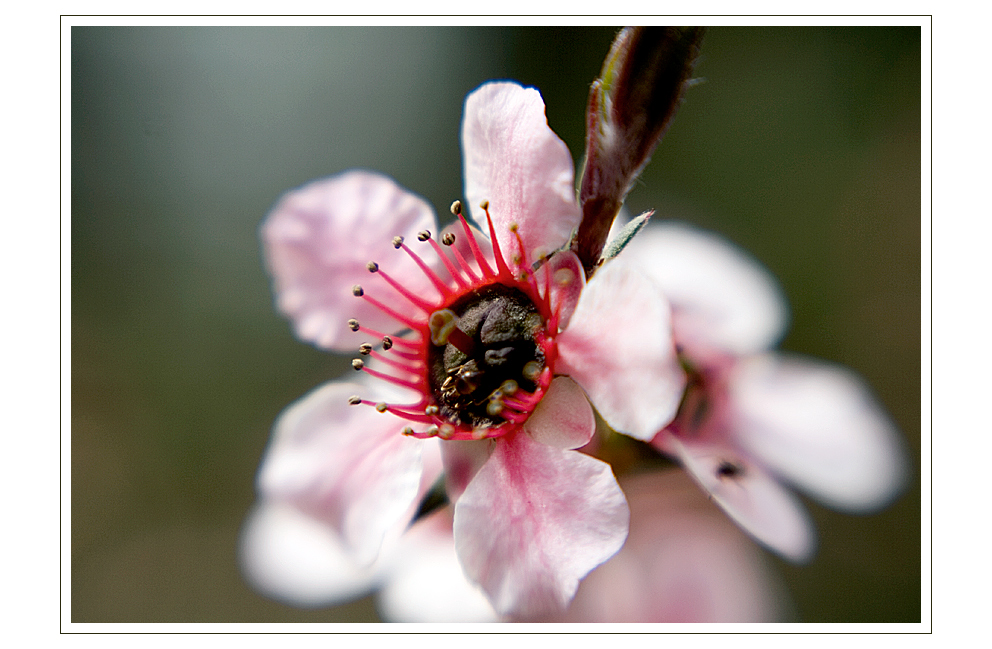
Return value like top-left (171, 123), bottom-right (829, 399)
top-left (247, 81), bottom-right (685, 618)
top-left (622, 222), bottom-right (908, 562)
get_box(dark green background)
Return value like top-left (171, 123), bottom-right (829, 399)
top-left (71, 26), bottom-right (922, 623)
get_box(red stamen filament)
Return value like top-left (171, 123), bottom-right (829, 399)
top-left (425, 237), bottom-right (471, 289)
top-left (457, 213), bottom-right (496, 279)
top-left (373, 267), bottom-right (438, 312)
top-left (399, 243), bottom-right (454, 299)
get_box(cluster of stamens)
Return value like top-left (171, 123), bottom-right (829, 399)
top-left (346, 200), bottom-right (563, 441)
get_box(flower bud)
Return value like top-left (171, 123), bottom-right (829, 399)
top-left (575, 27), bottom-right (705, 272)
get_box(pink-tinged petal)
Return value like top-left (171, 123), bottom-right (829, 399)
top-left (728, 353), bottom-right (908, 512)
top-left (621, 222), bottom-right (788, 358)
top-left (523, 376), bottom-right (595, 449)
top-left (668, 434), bottom-right (816, 563)
top-left (256, 379), bottom-right (425, 564)
top-left (453, 431), bottom-right (629, 618)
top-left (238, 501), bottom-right (382, 608)
top-left (439, 438), bottom-right (495, 503)
top-left (262, 170), bottom-right (440, 352)
top-left (542, 249), bottom-right (585, 331)
top-left (542, 471), bottom-right (788, 622)
top-left (461, 82), bottom-right (581, 260)
top-left (556, 258), bottom-right (685, 440)
top-left (376, 509), bottom-right (499, 622)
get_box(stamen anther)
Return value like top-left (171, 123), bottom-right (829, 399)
top-left (382, 336), bottom-right (393, 350)
top-left (480, 199), bottom-right (489, 210)
top-left (352, 285), bottom-right (364, 297)
top-left (522, 361), bottom-right (542, 381)
top-left (417, 230), bottom-right (431, 242)
top-left (359, 343), bottom-right (373, 355)
top-left (367, 261), bottom-right (379, 272)
top-left (425, 405), bottom-right (439, 416)
top-left (351, 359), bottom-right (365, 371)
top-left (392, 236), bottom-right (404, 249)
top-left (442, 232), bottom-right (456, 246)
top-left (347, 395), bottom-right (362, 405)
top-left (348, 319), bottom-right (360, 332)
top-left (401, 426), bottom-right (415, 436)
top-left (375, 402), bottom-right (388, 413)
top-left (450, 200), bottom-right (462, 216)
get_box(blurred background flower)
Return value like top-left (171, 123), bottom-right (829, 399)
top-left (71, 25), bottom-right (921, 623)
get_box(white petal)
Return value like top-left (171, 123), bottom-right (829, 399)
top-left (523, 376), bottom-right (595, 449)
top-left (238, 501), bottom-right (382, 608)
top-left (729, 353), bottom-right (908, 512)
top-left (376, 509), bottom-right (499, 622)
top-left (670, 435), bottom-right (816, 563)
top-left (256, 379), bottom-right (425, 564)
top-left (622, 222), bottom-right (789, 358)
top-left (461, 82), bottom-right (581, 260)
top-left (556, 258), bottom-right (685, 440)
top-left (261, 171), bottom-right (440, 351)
top-left (453, 432), bottom-right (629, 618)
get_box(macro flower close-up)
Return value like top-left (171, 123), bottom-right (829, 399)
top-left (244, 79), bottom-right (687, 618)
top-left (70, 25), bottom-right (923, 626)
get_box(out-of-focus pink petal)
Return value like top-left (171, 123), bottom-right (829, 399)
top-left (376, 509), bottom-right (499, 622)
top-left (439, 439), bottom-right (495, 503)
top-left (523, 376), bottom-right (595, 449)
top-left (669, 435), bottom-right (816, 563)
top-left (621, 222), bottom-right (789, 359)
top-left (556, 258), bottom-right (685, 441)
top-left (256, 379), bottom-right (425, 565)
top-left (728, 353), bottom-right (908, 512)
top-left (453, 431), bottom-right (629, 618)
top-left (261, 171), bottom-right (439, 351)
top-left (238, 501), bottom-right (383, 608)
top-left (461, 82), bottom-right (581, 260)
top-left (544, 471), bottom-right (788, 622)
top-left (543, 249), bottom-right (585, 331)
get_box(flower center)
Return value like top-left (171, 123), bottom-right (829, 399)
top-left (346, 201), bottom-right (559, 441)
top-left (428, 284), bottom-right (546, 429)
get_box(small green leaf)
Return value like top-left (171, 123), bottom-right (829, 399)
top-left (601, 210), bottom-right (654, 263)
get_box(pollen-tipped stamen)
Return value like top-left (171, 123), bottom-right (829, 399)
top-left (481, 202), bottom-right (513, 278)
top-left (422, 233), bottom-right (471, 289)
top-left (398, 241), bottom-right (455, 299)
top-left (454, 210), bottom-right (496, 279)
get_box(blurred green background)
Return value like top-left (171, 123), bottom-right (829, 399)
top-left (71, 26), bottom-right (922, 623)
